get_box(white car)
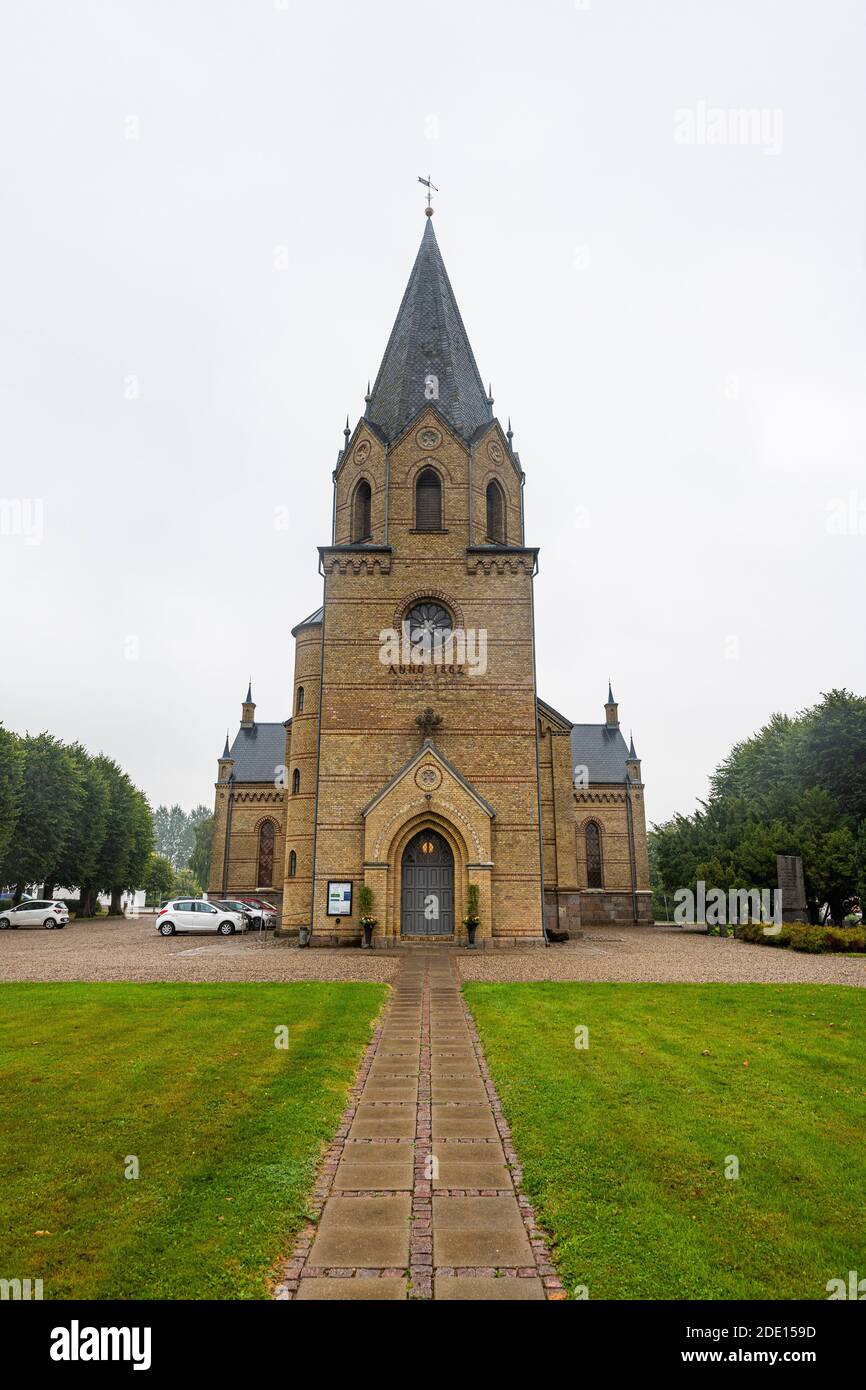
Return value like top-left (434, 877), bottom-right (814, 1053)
top-left (0, 900), bottom-right (69, 929)
top-left (155, 899), bottom-right (245, 937)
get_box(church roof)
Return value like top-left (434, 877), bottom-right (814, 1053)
top-left (570, 724), bottom-right (632, 784)
top-left (364, 217), bottom-right (493, 444)
top-left (228, 722), bottom-right (287, 783)
top-left (291, 606), bottom-right (323, 637)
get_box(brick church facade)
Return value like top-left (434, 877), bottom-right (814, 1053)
top-left (207, 213), bottom-right (652, 943)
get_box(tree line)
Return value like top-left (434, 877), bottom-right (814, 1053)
top-left (650, 690), bottom-right (866, 923)
top-left (0, 727), bottom-right (153, 916)
top-left (0, 728), bottom-right (215, 915)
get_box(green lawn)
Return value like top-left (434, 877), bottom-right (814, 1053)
top-left (463, 982), bottom-right (866, 1300)
top-left (0, 982), bottom-right (385, 1299)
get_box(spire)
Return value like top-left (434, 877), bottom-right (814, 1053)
top-left (241, 681), bottom-right (256, 730)
top-left (604, 682), bottom-right (619, 730)
top-left (364, 218), bottom-right (492, 444)
top-left (629, 731), bottom-right (637, 758)
top-left (222, 731), bottom-right (231, 759)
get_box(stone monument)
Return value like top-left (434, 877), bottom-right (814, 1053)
top-left (776, 854), bottom-right (808, 924)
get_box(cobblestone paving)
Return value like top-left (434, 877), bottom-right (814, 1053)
top-left (272, 949), bottom-right (563, 1301)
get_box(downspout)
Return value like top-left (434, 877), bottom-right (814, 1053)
top-left (467, 440), bottom-right (474, 543)
top-left (221, 774), bottom-right (234, 896)
top-left (529, 552), bottom-right (549, 945)
top-left (302, 557), bottom-right (327, 946)
top-left (625, 775), bottom-right (638, 922)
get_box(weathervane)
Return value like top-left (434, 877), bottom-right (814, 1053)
top-left (418, 173), bottom-right (439, 215)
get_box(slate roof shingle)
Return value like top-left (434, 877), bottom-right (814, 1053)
top-left (228, 723), bottom-right (287, 784)
top-left (570, 723), bottom-right (633, 784)
top-left (364, 217), bottom-right (492, 444)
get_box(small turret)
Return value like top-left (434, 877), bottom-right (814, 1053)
top-left (241, 680), bottom-right (256, 730)
top-left (604, 681), bottom-right (619, 730)
top-left (218, 732), bottom-right (234, 782)
top-left (626, 731), bottom-right (642, 782)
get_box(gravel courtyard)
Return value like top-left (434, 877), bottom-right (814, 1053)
top-left (0, 917), bottom-right (862, 986)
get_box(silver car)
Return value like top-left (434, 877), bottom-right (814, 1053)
top-left (155, 899), bottom-right (245, 937)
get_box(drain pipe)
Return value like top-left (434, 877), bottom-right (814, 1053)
top-left (221, 774), bottom-right (234, 896)
top-left (625, 775), bottom-right (638, 922)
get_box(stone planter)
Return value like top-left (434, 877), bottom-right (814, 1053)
top-left (464, 920), bottom-right (478, 948)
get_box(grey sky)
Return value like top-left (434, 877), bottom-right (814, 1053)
top-left (2, 0), bottom-right (864, 825)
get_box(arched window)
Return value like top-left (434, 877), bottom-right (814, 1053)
top-left (257, 820), bottom-right (276, 887)
top-left (296, 685), bottom-right (304, 714)
top-left (291, 768), bottom-right (300, 796)
top-left (585, 822), bottom-right (603, 889)
top-left (288, 849), bottom-right (297, 878)
top-left (352, 479), bottom-right (372, 542)
top-left (415, 467), bottom-right (442, 530)
top-left (486, 479), bottom-right (506, 543)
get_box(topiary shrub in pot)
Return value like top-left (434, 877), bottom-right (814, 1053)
top-left (463, 882), bottom-right (480, 949)
top-left (358, 884), bottom-right (377, 948)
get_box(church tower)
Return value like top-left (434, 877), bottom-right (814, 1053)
top-left (281, 211), bottom-right (545, 944)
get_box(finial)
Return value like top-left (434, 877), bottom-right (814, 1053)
top-left (417, 173), bottom-right (439, 215)
top-left (506, 417), bottom-right (513, 444)
top-left (222, 731), bottom-right (231, 760)
top-left (629, 731), bottom-right (637, 758)
top-left (344, 415), bottom-right (351, 444)
top-left (487, 382), bottom-right (494, 406)
top-left (245, 679), bottom-right (253, 704)
top-left (607, 679), bottom-right (614, 705)
top-left (364, 380), bottom-right (371, 404)
top-left (415, 706), bottom-right (443, 741)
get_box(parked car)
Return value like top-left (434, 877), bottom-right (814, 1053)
top-left (155, 899), bottom-right (245, 937)
top-left (239, 897), bottom-right (279, 929)
top-left (216, 900), bottom-right (256, 928)
top-left (0, 900), bottom-right (69, 929)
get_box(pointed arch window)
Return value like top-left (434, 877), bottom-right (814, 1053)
top-left (351, 479), bottom-right (372, 542)
top-left (486, 478), bottom-right (506, 543)
top-left (296, 686), bottom-right (305, 714)
top-left (257, 820), bottom-right (276, 887)
top-left (291, 768), bottom-right (301, 796)
top-left (585, 822), bottom-right (603, 889)
top-left (288, 849), bottom-right (297, 878)
top-left (415, 467), bottom-right (442, 530)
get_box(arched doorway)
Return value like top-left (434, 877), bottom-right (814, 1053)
top-left (401, 829), bottom-right (454, 936)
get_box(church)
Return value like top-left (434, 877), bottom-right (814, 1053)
top-left (207, 210), bottom-right (652, 944)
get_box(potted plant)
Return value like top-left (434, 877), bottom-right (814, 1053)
top-left (463, 882), bottom-right (480, 949)
top-left (358, 884), bottom-right (377, 948)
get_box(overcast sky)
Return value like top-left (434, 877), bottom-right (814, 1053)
top-left (2, 0), bottom-right (865, 825)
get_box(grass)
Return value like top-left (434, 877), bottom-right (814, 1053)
top-left (463, 982), bottom-right (866, 1300)
top-left (0, 982), bottom-right (385, 1299)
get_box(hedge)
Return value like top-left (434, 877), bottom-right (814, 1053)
top-left (736, 922), bottom-right (866, 953)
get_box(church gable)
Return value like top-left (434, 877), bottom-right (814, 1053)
top-left (362, 739), bottom-right (495, 865)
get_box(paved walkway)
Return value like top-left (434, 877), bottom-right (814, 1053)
top-left (274, 949), bottom-right (563, 1300)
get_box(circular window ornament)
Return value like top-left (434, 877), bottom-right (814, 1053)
top-left (405, 602), bottom-right (453, 645)
top-left (415, 765), bottom-right (442, 791)
top-left (417, 426), bottom-right (442, 450)
top-left (354, 440), bottom-right (371, 465)
top-left (487, 440), bottom-right (503, 464)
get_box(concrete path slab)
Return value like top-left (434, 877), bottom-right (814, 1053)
top-left (273, 949), bottom-right (564, 1301)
